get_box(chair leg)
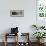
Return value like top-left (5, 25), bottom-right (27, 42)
top-left (5, 41), bottom-right (7, 46)
top-left (4, 33), bottom-right (7, 46)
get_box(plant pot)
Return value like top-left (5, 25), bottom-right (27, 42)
top-left (40, 39), bottom-right (45, 43)
top-left (37, 39), bottom-right (45, 44)
top-left (37, 39), bottom-right (40, 43)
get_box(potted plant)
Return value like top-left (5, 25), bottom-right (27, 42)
top-left (33, 32), bottom-right (46, 43)
top-left (32, 25), bottom-right (46, 43)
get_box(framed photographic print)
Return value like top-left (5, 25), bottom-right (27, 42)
top-left (37, 0), bottom-right (46, 18)
top-left (36, 0), bottom-right (46, 26)
top-left (10, 10), bottom-right (24, 17)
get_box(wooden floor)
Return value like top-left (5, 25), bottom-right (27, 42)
top-left (0, 42), bottom-right (46, 46)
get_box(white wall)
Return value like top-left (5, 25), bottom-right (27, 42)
top-left (0, 0), bottom-right (36, 42)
